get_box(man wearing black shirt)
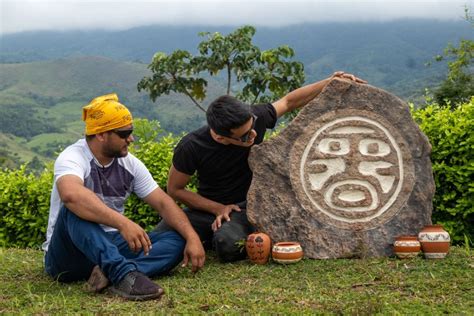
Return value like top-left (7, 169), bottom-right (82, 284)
top-left (156, 71), bottom-right (366, 262)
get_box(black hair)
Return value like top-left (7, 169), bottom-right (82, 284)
top-left (206, 95), bottom-right (252, 136)
top-left (86, 134), bottom-right (96, 141)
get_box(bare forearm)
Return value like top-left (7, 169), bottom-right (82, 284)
top-left (285, 78), bottom-right (330, 111)
top-left (172, 188), bottom-right (223, 216)
top-left (273, 72), bottom-right (366, 117)
top-left (62, 186), bottom-right (127, 229)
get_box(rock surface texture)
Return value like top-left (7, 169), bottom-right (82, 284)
top-left (247, 79), bottom-right (434, 258)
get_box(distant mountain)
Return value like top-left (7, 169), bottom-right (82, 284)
top-left (0, 20), bottom-right (472, 167)
top-left (1, 20), bottom-right (472, 98)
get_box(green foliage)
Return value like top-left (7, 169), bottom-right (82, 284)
top-left (411, 99), bottom-right (474, 244)
top-left (138, 25), bottom-right (305, 111)
top-left (0, 165), bottom-right (53, 248)
top-left (0, 104), bottom-right (60, 138)
top-left (236, 45), bottom-right (305, 105)
top-left (137, 50), bottom-right (208, 111)
top-left (434, 8), bottom-right (474, 106)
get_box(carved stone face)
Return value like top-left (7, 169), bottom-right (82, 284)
top-left (290, 112), bottom-right (414, 229)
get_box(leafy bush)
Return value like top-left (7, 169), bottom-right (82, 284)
top-left (412, 99), bottom-right (474, 244)
top-left (0, 165), bottom-right (53, 248)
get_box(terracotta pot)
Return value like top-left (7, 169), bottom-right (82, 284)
top-left (272, 242), bottom-right (303, 264)
top-left (418, 224), bottom-right (450, 259)
top-left (246, 232), bottom-right (271, 264)
top-left (393, 236), bottom-right (421, 259)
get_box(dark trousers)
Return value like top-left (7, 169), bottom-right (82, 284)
top-left (45, 206), bottom-right (185, 284)
top-left (154, 203), bottom-right (255, 263)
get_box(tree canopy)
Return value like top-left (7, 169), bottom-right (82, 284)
top-left (138, 26), bottom-right (305, 112)
top-left (434, 8), bottom-right (474, 106)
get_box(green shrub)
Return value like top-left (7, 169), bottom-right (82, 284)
top-left (412, 99), bottom-right (474, 244)
top-left (0, 165), bottom-right (53, 248)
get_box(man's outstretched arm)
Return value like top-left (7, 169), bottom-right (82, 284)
top-left (272, 71), bottom-right (367, 118)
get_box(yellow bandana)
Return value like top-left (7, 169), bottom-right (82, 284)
top-left (82, 93), bottom-right (133, 135)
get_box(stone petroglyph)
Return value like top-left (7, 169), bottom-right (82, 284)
top-left (247, 79), bottom-right (434, 258)
top-left (296, 115), bottom-right (405, 226)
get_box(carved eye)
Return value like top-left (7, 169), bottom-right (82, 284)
top-left (329, 141), bottom-right (341, 152)
top-left (318, 138), bottom-right (350, 155)
top-left (359, 139), bottom-right (390, 156)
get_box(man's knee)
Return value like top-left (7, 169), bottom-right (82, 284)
top-left (155, 231), bottom-right (186, 270)
top-left (213, 228), bottom-right (246, 263)
top-left (164, 231), bottom-right (186, 250)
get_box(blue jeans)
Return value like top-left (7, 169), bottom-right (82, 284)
top-left (45, 206), bottom-right (185, 285)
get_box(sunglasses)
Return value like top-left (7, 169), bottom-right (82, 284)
top-left (111, 129), bottom-right (133, 139)
top-left (229, 114), bottom-right (257, 142)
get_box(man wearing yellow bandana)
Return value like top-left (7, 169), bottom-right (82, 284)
top-left (42, 94), bottom-right (205, 301)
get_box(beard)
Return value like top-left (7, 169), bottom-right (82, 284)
top-left (102, 143), bottom-right (128, 158)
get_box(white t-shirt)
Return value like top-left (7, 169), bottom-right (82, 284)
top-left (42, 139), bottom-right (158, 251)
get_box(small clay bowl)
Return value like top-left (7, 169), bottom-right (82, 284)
top-left (272, 242), bottom-right (303, 264)
top-left (393, 235), bottom-right (421, 259)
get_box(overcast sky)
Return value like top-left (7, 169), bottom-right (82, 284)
top-left (1, 0), bottom-right (472, 35)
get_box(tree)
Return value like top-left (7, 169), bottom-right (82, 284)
top-left (434, 8), bottom-right (474, 106)
top-left (138, 26), bottom-right (305, 112)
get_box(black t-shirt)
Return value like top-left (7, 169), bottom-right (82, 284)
top-left (173, 103), bottom-right (277, 205)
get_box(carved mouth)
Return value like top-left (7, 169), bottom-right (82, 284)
top-left (324, 180), bottom-right (379, 213)
top-left (331, 184), bottom-right (373, 208)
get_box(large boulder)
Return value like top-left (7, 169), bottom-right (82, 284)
top-left (247, 78), bottom-right (434, 258)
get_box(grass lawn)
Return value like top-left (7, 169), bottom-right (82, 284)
top-left (1, 246), bottom-right (472, 314)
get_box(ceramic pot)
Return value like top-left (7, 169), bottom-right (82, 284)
top-left (418, 224), bottom-right (450, 259)
top-left (393, 236), bottom-right (421, 259)
top-left (272, 242), bottom-right (303, 264)
top-left (246, 232), bottom-right (271, 264)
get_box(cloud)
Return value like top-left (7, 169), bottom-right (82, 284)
top-left (1, 0), bottom-right (472, 34)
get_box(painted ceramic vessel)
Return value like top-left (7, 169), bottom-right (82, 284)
top-left (246, 232), bottom-right (271, 264)
top-left (418, 224), bottom-right (450, 259)
top-left (393, 236), bottom-right (421, 259)
top-left (272, 242), bottom-right (303, 264)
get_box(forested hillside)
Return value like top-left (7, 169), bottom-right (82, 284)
top-left (0, 20), bottom-right (472, 167)
top-left (0, 57), bottom-right (211, 135)
top-left (0, 57), bottom-right (217, 166)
